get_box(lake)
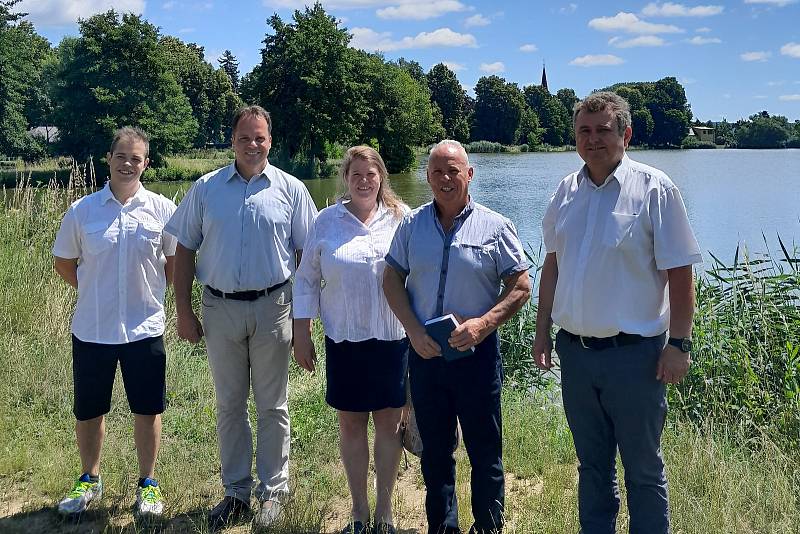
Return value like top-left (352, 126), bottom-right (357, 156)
top-left (151, 149), bottom-right (800, 268)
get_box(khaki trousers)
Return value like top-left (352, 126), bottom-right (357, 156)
top-left (201, 284), bottom-right (292, 502)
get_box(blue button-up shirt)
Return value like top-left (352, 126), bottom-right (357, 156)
top-left (386, 199), bottom-right (529, 323)
top-left (165, 162), bottom-right (318, 292)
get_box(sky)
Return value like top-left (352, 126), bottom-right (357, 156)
top-left (19, 0), bottom-right (800, 122)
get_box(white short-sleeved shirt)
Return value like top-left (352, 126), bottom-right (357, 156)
top-left (542, 155), bottom-right (702, 338)
top-left (52, 182), bottom-right (178, 344)
top-left (293, 201), bottom-right (407, 343)
top-left (165, 162), bottom-right (318, 292)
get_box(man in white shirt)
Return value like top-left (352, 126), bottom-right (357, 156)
top-left (166, 105), bottom-right (317, 530)
top-left (52, 127), bottom-right (177, 519)
top-left (532, 92), bottom-right (701, 534)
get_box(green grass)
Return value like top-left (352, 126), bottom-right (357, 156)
top-left (0, 178), bottom-right (798, 532)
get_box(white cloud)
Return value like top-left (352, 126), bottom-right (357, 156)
top-left (767, 81), bottom-right (784, 86)
top-left (740, 51), bottom-right (771, 61)
top-left (588, 12), bottom-right (683, 34)
top-left (265, 0), bottom-right (461, 8)
top-left (680, 77), bottom-right (696, 85)
top-left (641, 2), bottom-right (723, 17)
top-left (779, 94), bottom-right (800, 101)
top-left (163, 0), bottom-right (176, 8)
top-left (464, 14), bottom-right (490, 27)
top-left (569, 54), bottom-right (625, 67)
top-left (744, 0), bottom-right (796, 6)
top-left (722, 93), bottom-right (731, 99)
top-left (519, 43), bottom-right (538, 52)
top-left (17, 0), bottom-right (145, 26)
top-left (753, 95), bottom-right (768, 99)
top-left (350, 27), bottom-right (477, 52)
top-left (609, 35), bottom-right (666, 48)
top-left (695, 26), bottom-right (711, 32)
top-left (441, 61), bottom-right (466, 71)
top-left (204, 48), bottom-right (225, 64)
top-left (781, 42), bottom-right (800, 58)
top-left (377, 0), bottom-right (466, 20)
top-left (686, 36), bottom-right (721, 45)
top-left (559, 3), bottom-right (578, 13)
top-left (480, 62), bottom-right (505, 74)
top-left (178, 27), bottom-right (196, 33)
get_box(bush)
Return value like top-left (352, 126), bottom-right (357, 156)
top-left (519, 144), bottom-right (530, 153)
top-left (464, 140), bottom-right (508, 153)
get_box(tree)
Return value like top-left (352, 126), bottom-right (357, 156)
top-left (358, 52), bottom-right (440, 172)
top-left (523, 85), bottom-right (571, 146)
top-left (555, 88), bottom-right (579, 116)
top-left (52, 10), bottom-right (197, 166)
top-left (735, 113), bottom-right (792, 148)
top-left (515, 107), bottom-right (542, 146)
top-left (159, 36), bottom-right (241, 146)
top-left (0, 1), bottom-right (53, 158)
top-left (248, 3), bottom-right (367, 171)
top-left (471, 76), bottom-right (525, 144)
top-left (394, 57), bottom-right (426, 85)
top-left (630, 108), bottom-right (654, 146)
top-left (427, 63), bottom-right (469, 142)
top-left (218, 50), bottom-right (240, 93)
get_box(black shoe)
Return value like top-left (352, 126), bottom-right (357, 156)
top-left (373, 522), bottom-right (397, 534)
top-left (341, 520), bottom-right (369, 534)
top-left (208, 496), bottom-right (250, 531)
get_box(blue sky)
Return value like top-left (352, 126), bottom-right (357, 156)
top-left (21, 0), bottom-right (800, 122)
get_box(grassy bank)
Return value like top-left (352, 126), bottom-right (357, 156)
top-left (0, 180), bottom-right (798, 532)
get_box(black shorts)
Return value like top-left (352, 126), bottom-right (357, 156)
top-left (324, 337), bottom-right (408, 412)
top-left (72, 334), bottom-right (167, 421)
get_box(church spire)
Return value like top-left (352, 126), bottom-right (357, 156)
top-left (541, 60), bottom-right (549, 92)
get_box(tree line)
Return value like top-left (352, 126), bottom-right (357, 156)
top-left (2, 0), bottom-right (795, 176)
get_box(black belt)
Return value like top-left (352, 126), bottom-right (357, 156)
top-left (562, 329), bottom-right (661, 351)
top-left (206, 279), bottom-right (289, 301)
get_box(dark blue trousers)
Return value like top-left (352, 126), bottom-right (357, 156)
top-left (556, 329), bottom-right (670, 534)
top-left (409, 331), bottom-right (504, 534)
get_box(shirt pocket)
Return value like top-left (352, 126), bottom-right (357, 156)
top-left (452, 240), bottom-right (495, 274)
top-left (82, 221), bottom-right (118, 255)
top-left (603, 212), bottom-right (639, 248)
top-left (135, 221), bottom-right (163, 254)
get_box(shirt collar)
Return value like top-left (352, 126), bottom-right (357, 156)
top-left (432, 196), bottom-right (475, 221)
top-left (578, 154), bottom-right (629, 189)
top-left (336, 199), bottom-right (388, 222)
top-left (227, 161), bottom-right (270, 183)
top-left (99, 180), bottom-right (147, 205)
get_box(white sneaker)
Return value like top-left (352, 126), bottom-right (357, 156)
top-left (254, 499), bottom-right (283, 528)
top-left (135, 479), bottom-right (164, 517)
top-left (57, 474), bottom-right (103, 515)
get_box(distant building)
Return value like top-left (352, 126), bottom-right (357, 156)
top-left (541, 62), bottom-right (548, 93)
top-left (687, 125), bottom-right (715, 143)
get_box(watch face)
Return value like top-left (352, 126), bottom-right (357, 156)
top-left (682, 338), bottom-right (693, 352)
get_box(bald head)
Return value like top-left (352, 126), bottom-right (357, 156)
top-left (428, 139), bottom-right (470, 168)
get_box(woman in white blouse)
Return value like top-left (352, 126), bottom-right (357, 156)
top-left (293, 146), bottom-right (409, 534)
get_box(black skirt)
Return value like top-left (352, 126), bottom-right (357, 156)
top-left (324, 336), bottom-right (409, 412)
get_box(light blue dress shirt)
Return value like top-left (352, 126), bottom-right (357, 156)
top-left (386, 199), bottom-right (530, 324)
top-left (165, 162), bottom-right (318, 292)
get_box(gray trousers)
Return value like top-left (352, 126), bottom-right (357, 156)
top-left (201, 284), bottom-right (292, 502)
top-left (555, 329), bottom-right (669, 534)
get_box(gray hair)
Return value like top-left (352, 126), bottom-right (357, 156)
top-left (572, 91), bottom-right (631, 137)
top-left (429, 139), bottom-right (470, 166)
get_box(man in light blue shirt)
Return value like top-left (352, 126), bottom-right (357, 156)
top-left (383, 140), bottom-right (530, 534)
top-left (166, 105), bottom-right (317, 530)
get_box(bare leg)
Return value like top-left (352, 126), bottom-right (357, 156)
top-left (372, 407), bottom-right (403, 524)
top-left (134, 414), bottom-right (161, 479)
top-left (339, 411), bottom-right (371, 522)
top-left (76, 416), bottom-right (104, 476)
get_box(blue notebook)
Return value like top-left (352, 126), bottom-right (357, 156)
top-left (424, 314), bottom-right (475, 362)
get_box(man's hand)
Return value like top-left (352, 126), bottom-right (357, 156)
top-left (531, 332), bottom-right (554, 370)
top-left (408, 325), bottom-right (441, 359)
top-left (656, 344), bottom-right (691, 384)
top-left (176, 311), bottom-right (204, 343)
top-left (449, 317), bottom-right (490, 352)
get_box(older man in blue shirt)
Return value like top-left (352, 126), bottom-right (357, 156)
top-left (167, 106), bottom-right (317, 530)
top-left (383, 140), bottom-right (530, 534)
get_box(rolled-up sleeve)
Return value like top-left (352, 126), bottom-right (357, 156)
top-left (496, 220), bottom-right (530, 279)
top-left (292, 220), bottom-right (322, 319)
top-left (385, 214), bottom-right (411, 276)
top-left (652, 186), bottom-right (702, 270)
top-left (165, 181), bottom-right (204, 251)
top-left (52, 206), bottom-right (80, 259)
top-left (290, 185), bottom-right (318, 252)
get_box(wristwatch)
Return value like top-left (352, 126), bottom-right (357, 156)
top-left (667, 337), bottom-right (693, 353)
